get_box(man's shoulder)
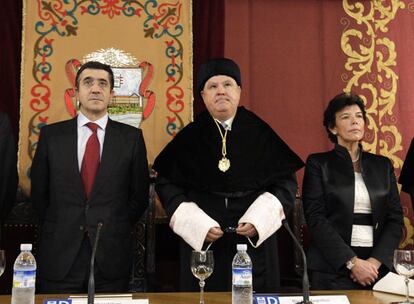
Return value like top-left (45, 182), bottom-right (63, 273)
top-left (109, 119), bottom-right (139, 129)
top-left (237, 106), bottom-right (264, 122)
top-left (40, 118), bottom-right (76, 134)
top-left (236, 106), bottom-right (275, 133)
top-left (108, 119), bottom-right (142, 135)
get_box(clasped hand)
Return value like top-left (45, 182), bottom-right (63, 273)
top-left (205, 223), bottom-right (257, 242)
top-left (349, 257), bottom-right (381, 286)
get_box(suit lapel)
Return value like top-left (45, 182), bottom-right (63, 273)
top-left (89, 119), bottom-right (120, 198)
top-left (61, 118), bottom-right (86, 198)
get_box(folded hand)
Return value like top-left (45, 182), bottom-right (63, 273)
top-left (350, 258), bottom-right (379, 286)
top-left (236, 222), bottom-right (258, 237)
top-left (205, 227), bottom-right (223, 242)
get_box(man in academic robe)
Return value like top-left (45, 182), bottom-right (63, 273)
top-left (31, 61), bottom-right (149, 293)
top-left (153, 58), bottom-right (304, 292)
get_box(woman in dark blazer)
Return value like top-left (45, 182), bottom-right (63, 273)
top-left (302, 93), bottom-right (403, 290)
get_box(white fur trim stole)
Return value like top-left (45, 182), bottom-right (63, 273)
top-left (239, 192), bottom-right (285, 247)
top-left (170, 202), bottom-right (220, 251)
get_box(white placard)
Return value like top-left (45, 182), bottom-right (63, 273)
top-left (71, 300), bottom-right (147, 304)
top-left (69, 294), bottom-right (148, 304)
top-left (279, 295), bottom-right (350, 304)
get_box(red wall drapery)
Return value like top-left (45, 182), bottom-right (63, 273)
top-left (3, 0), bottom-right (413, 247)
top-left (224, 0), bottom-right (414, 248)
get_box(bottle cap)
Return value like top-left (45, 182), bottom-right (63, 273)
top-left (237, 244), bottom-right (247, 251)
top-left (21, 244), bottom-right (32, 251)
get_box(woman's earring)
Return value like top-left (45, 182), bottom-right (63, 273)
top-left (76, 100), bottom-right (80, 110)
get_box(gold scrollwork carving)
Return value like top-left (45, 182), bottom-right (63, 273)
top-left (408, 0), bottom-right (414, 12)
top-left (341, 0), bottom-right (404, 169)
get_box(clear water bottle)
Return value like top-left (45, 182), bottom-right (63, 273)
top-left (232, 244), bottom-right (252, 304)
top-left (11, 244), bottom-right (36, 304)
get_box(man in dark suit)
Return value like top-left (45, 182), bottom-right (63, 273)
top-left (31, 61), bottom-right (149, 293)
top-left (400, 138), bottom-right (414, 207)
top-left (0, 112), bottom-right (17, 238)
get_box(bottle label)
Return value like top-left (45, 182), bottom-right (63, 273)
top-left (233, 267), bottom-right (252, 286)
top-left (13, 270), bottom-right (36, 288)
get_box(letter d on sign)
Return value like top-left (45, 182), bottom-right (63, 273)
top-left (267, 297), bottom-right (279, 304)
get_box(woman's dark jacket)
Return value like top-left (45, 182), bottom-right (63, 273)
top-left (302, 144), bottom-right (403, 274)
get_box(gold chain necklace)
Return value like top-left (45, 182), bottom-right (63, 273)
top-left (213, 119), bottom-right (230, 172)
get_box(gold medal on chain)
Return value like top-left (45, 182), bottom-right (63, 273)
top-left (218, 157), bottom-right (230, 172)
top-left (213, 118), bottom-right (231, 172)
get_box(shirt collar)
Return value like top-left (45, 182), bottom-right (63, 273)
top-left (223, 117), bottom-right (234, 130)
top-left (215, 116), bottom-right (235, 130)
top-left (77, 112), bottom-right (109, 130)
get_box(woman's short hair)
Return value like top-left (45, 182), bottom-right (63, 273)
top-left (323, 93), bottom-right (366, 143)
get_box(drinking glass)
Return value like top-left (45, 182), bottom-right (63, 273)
top-left (394, 250), bottom-right (414, 304)
top-left (0, 250), bottom-right (5, 277)
top-left (191, 250), bottom-right (214, 304)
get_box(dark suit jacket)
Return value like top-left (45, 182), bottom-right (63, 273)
top-left (0, 113), bottom-right (17, 224)
top-left (302, 144), bottom-right (403, 274)
top-left (31, 117), bottom-right (149, 281)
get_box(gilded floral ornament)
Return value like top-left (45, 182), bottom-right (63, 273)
top-left (341, 0), bottom-right (404, 168)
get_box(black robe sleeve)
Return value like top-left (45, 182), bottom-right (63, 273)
top-left (266, 173), bottom-right (298, 217)
top-left (155, 176), bottom-right (189, 218)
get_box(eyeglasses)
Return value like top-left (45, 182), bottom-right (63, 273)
top-left (223, 227), bottom-right (237, 233)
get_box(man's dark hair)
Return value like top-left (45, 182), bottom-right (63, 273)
top-left (323, 93), bottom-right (367, 143)
top-left (75, 61), bottom-right (114, 90)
